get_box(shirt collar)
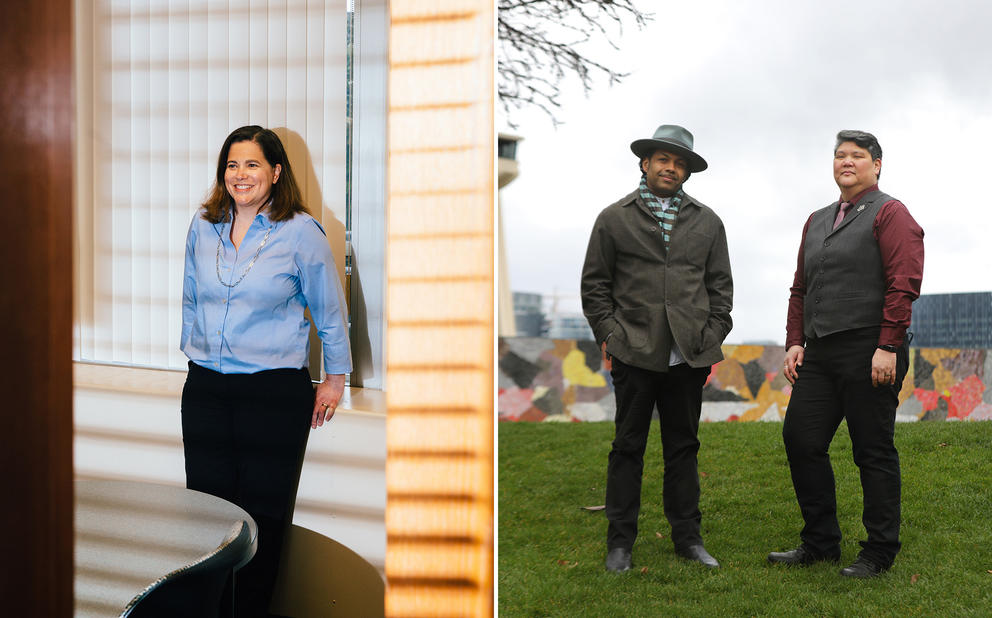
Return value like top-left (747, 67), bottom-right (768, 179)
top-left (256, 208), bottom-right (275, 226)
top-left (841, 184), bottom-right (879, 206)
top-left (218, 204), bottom-right (276, 232)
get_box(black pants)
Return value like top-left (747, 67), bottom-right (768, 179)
top-left (782, 327), bottom-right (907, 567)
top-left (181, 361), bottom-right (314, 618)
top-left (606, 359), bottom-right (711, 551)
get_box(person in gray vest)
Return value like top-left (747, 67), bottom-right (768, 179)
top-left (581, 124), bottom-right (733, 573)
top-left (769, 130), bottom-right (924, 578)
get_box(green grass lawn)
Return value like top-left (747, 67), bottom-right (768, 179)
top-left (498, 420), bottom-right (992, 617)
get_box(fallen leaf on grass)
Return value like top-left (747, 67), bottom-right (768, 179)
top-left (655, 532), bottom-right (666, 539)
top-left (700, 471), bottom-right (709, 478)
top-left (938, 442), bottom-right (948, 447)
top-left (987, 570), bottom-right (992, 575)
top-left (556, 560), bottom-right (578, 568)
top-left (911, 573), bottom-right (920, 583)
top-left (640, 567), bottom-right (649, 574)
top-left (581, 505), bottom-right (606, 511)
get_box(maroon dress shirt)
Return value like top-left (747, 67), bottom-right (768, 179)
top-left (786, 184), bottom-right (924, 349)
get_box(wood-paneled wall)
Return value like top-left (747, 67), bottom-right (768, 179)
top-left (0, 0), bottom-right (74, 614)
top-left (385, 0), bottom-right (495, 615)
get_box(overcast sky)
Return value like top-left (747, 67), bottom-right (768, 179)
top-left (498, 0), bottom-right (992, 344)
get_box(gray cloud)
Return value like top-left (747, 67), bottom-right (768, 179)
top-left (500, 0), bottom-right (992, 343)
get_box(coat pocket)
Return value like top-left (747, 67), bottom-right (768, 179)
top-left (668, 305), bottom-right (708, 355)
top-left (615, 306), bottom-right (650, 349)
top-left (676, 230), bottom-right (713, 266)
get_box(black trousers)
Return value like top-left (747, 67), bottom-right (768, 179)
top-left (782, 327), bottom-right (907, 567)
top-left (181, 361), bottom-right (314, 618)
top-left (606, 359), bottom-right (711, 551)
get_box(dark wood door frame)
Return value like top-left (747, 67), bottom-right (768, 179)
top-left (0, 0), bottom-right (74, 614)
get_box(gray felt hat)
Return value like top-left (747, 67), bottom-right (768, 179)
top-left (630, 124), bottom-right (708, 172)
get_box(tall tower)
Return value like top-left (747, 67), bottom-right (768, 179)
top-left (498, 133), bottom-right (522, 337)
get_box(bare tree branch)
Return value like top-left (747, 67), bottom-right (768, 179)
top-left (498, 0), bottom-right (652, 127)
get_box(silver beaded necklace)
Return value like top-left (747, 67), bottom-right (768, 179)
top-left (215, 219), bottom-right (273, 288)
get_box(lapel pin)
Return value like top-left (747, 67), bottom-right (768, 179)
top-left (857, 204), bottom-right (866, 212)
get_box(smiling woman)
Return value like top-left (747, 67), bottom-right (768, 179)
top-left (201, 126), bottom-right (304, 225)
top-left (180, 125), bottom-right (352, 616)
top-left (71, 2), bottom-right (387, 609)
top-left (225, 142), bottom-right (281, 227)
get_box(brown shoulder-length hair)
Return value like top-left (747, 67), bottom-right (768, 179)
top-left (201, 125), bottom-right (309, 223)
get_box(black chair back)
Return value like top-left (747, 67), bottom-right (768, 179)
top-left (121, 520), bottom-right (255, 618)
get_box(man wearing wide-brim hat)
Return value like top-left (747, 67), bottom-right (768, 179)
top-left (581, 124), bottom-right (733, 573)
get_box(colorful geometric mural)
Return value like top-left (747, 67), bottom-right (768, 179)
top-left (498, 337), bottom-right (992, 423)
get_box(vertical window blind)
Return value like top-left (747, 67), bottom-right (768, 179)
top-left (385, 0), bottom-right (495, 615)
top-left (74, 0), bottom-right (348, 370)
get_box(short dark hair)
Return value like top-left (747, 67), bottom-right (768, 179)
top-left (201, 125), bottom-right (309, 224)
top-left (835, 130), bottom-right (882, 180)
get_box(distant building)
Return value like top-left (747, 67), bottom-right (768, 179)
top-left (513, 291), bottom-right (545, 337)
top-left (498, 134), bottom-right (519, 170)
top-left (910, 292), bottom-right (992, 348)
top-left (547, 312), bottom-right (594, 341)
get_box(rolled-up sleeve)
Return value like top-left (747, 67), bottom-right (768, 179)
top-left (296, 219), bottom-right (353, 375)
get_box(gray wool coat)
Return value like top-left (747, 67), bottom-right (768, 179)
top-left (581, 188), bottom-right (734, 372)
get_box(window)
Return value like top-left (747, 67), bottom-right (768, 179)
top-left (73, 0), bottom-right (385, 386)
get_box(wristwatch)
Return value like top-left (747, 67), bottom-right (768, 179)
top-left (877, 344), bottom-right (899, 353)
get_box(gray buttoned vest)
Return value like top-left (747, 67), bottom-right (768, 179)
top-left (802, 190), bottom-right (893, 340)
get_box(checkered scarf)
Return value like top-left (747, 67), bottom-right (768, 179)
top-left (639, 175), bottom-right (683, 252)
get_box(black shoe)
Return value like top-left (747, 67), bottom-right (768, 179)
top-left (605, 547), bottom-right (632, 573)
top-left (767, 545), bottom-right (841, 565)
top-left (675, 544), bottom-right (720, 569)
top-left (840, 556), bottom-right (887, 578)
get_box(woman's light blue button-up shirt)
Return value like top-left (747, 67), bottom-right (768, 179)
top-left (181, 208), bottom-right (352, 375)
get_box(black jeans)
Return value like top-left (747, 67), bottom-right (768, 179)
top-left (606, 359), bottom-right (711, 552)
top-left (181, 361), bottom-right (314, 618)
top-left (782, 327), bottom-right (907, 567)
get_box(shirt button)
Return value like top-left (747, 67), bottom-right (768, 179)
top-left (216, 330), bottom-right (221, 335)
top-left (222, 299), bottom-right (227, 304)
top-left (823, 240), bottom-right (830, 247)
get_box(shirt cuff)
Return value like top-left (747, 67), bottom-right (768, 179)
top-left (878, 325), bottom-right (907, 348)
top-left (323, 361), bottom-right (353, 375)
top-left (785, 332), bottom-right (804, 349)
